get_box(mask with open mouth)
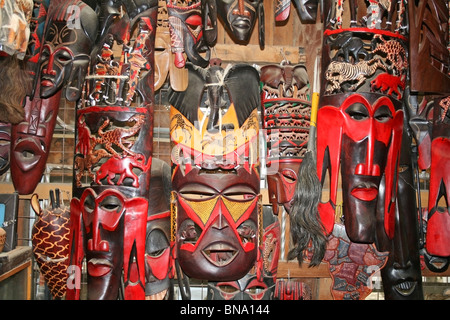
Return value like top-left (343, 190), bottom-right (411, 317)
top-left (172, 166), bottom-right (261, 281)
top-left (169, 62), bottom-right (262, 281)
top-left (10, 0), bottom-right (97, 195)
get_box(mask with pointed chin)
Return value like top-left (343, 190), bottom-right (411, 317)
top-left (426, 98), bottom-right (450, 257)
top-left (317, 93), bottom-right (403, 242)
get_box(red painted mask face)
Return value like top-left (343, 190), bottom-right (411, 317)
top-left (317, 94), bottom-right (403, 242)
top-left (173, 166), bottom-right (261, 281)
top-left (72, 188), bottom-right (148, 300)
top-left (266, 160), bottom-right (301, 215)
top-left (426, 102), bottom-right (450, 257)
top-left (10, 3), bottom-right (96, 195)
top-left (80, 188), bottom-right (126, 300)
top-left (10, 91), bottom-right (61, 194)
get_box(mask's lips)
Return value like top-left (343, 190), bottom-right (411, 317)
top-left (41, 78), bottom-right (55, 88)
top-left (394, 280), bottom-right (417, 297)
top-left (202, 242), bottom-right (237, 267)
top-left (232, 17), bottom-right (251, 31)
top-left (351, 182), bottom-right (378, 201)
top-left (88, 258), bottom-right (114, 277)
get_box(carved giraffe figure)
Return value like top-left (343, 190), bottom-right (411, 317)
top-left (372, 34), bottom-right (408, 74)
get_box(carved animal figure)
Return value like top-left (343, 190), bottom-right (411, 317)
top-left (95, 154), bottom-right (151, 187)
top-left (372, 34), bottom-right (407, 74)
top-left (370, 72), bottom-right (405, 99)
top-left (439, 96), bottom-right (450, 122)
top-left (74, 148), bottom-right (111, 187)
top-left (329, 33), bottom-right (370, 63)
top-left (325, 58), bottom-right (387, 93)
top-left (96, 114), bottom-right (146, 157)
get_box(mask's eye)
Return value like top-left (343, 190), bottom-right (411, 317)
top-left (185, 15), bottom-right (202, 30)
top-left (100, 195), bottom-right (122, 213)
top-left (374, 105), bottom-right (393, 123)
top-left (179, 184), bottom-right (216, 200)
top-left (83, 194), bottom-right (95, 213)
top-left (56, 52), bottom-right (72, 63)
top-left (146, 229), bottom-right (169, 258)
top-left (245, 285), bottom-right (266, 295)
top-left (223, 185), bottom-right (256, 201)
top-left (281, 169), bottom-right (297, 184)
top-left (346, 103), bottom-right (369, 121)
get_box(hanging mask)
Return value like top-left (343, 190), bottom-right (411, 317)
top-left (169, 61), bottom-right (262, 281)
top-left (216, 0), bottom-right (265, 48)
top-left (261, 62), bottom-right (311, 215)
top-left (166, 0), bottom-right (210, 68)
top-left (10, 0), bottom-right (98, 195)
top-left (67, 0), bottom-right (158, 300)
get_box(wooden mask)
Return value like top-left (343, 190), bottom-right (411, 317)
top-left (169, 61), bottom-right (262, 281)
top-left (10, 0), bottom-right (98, 195)
top-left (67, 0), bottom-right (158, 300)
top-left (261, 62), bottom-right (311, 215)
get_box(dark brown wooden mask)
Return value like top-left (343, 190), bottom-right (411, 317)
top-left (216, 0), bottom-right (264, 47)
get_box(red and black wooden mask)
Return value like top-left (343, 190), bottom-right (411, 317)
top-left (67, 0), bottom-right (158, 300)
top-left (314, 1), bottom-right (423, 300)
top-left (172, 166), bottom-right (261, 281)
top-left (426, 97), bottom-right (450, 258)
top-left (261, 62), bottom-right (311, 215)
top-left (317, 93), bottom-right (403, 243)
top-left (169, 61), bottom-right (262, 281)
top-left (206, 206), bottom-right (280, 300)
top-left (166, 0), bottom-right (210, 68)
top-left (10, 0), bottom-right (98, 195)
top-left (145, 158), bottom-right (174, 300)
top-left (70, 188), bottom-right (148, 300)
top-left (317, 5), bottom-right (409, 241)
